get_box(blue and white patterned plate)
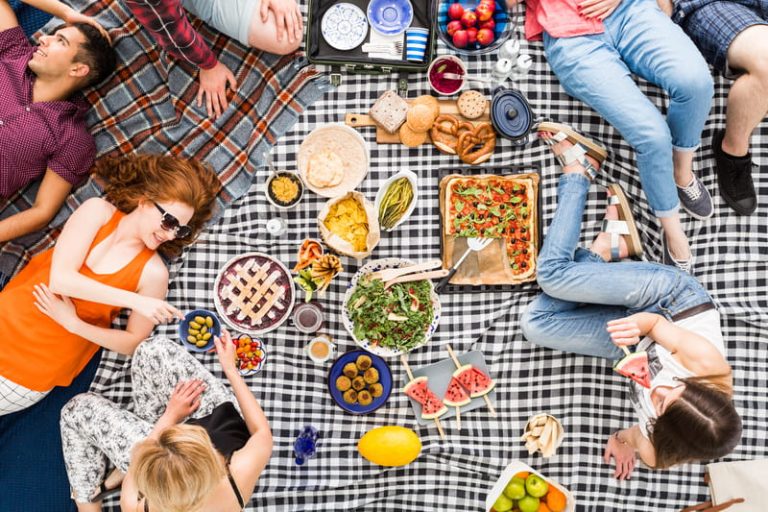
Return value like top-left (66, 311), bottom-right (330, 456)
top-left (321, 3), bottom-right (369, 51)
top-left (341, 258), bottom-right (441, 358)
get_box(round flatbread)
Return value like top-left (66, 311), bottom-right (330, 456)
top-left (306, 150), bottom-right (344, 188)
top-left (298, 125), bottom-right (369, 198)
top-left (457, 90), bottom-right (487, 120)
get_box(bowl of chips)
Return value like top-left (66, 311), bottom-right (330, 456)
top-left (318, 191), bottom-right (380, 259)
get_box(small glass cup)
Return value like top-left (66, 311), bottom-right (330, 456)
top-left (291, 302), bottom-right (324, 334)
top-left (427, 55), bottom-right (467, 96)
top-left (294, 426), bottom-right (319, 465)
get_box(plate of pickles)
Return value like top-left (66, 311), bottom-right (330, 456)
top-left (375, 170), bottom-right (418, 231)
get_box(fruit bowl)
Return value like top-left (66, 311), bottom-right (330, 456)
top-left (485, 461), bottom-right (575, 512)
top-left (437, 0), bottom-right (513, 55)
top-left (179, 309), bottom-right (221, 353)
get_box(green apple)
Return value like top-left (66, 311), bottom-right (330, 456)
top-left (525, 474), bottom-right (549, 498)
top-left (517, 495), bottom-right (540, 512)
top-left (492, 493), bottom-right (514, 512)
top-left (503, 476), bottom-right (526, 500)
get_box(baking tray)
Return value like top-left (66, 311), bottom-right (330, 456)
top-left (437, 166), bottom-right (542, 294)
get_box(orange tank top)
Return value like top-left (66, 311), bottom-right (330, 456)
top-left (0, 210), bottom-right (155, 391)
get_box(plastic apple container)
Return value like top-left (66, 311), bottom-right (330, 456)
top-left (485, 461), bottom-right (575, 512)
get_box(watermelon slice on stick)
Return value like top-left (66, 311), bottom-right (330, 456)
top-left (446, 345), bottom-right (497, 417)
top-left (614, 346), bottom-right (651, 389)
top-left (401, 355), bottom-right (447, 440)
top-left (443, 376), bottom-right (471, 430)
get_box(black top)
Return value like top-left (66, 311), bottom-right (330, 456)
top-left (142, 402), bottom-right (250, 511)
top-left (188, 401), bottom-right (250, 459)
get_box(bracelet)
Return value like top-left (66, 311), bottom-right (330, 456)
top-left (613, 431), bottom-right (628, 445)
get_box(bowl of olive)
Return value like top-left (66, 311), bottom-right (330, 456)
top-left (179, 309), bottom-right (221, 352)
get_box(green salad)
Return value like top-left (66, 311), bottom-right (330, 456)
top-left (346, 276), bottom-right (434, 352)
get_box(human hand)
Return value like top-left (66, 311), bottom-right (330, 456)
top-left (164, 380), bottom-right (206, 423)
top-left (197, 61), bottom-right (237, 119)
top-left (656, 0), bottom-right (673, 16)
top-left (64, 8), bottom-right (111, 43)
top-left (603, 432), bottom-right (636, 479)
top-left (606, 316), bottom-right (643, 347)
top-left (578, 0), bottom-right (622, 19)
top-left (214, 329), bottom-right (238, 376)
top-left (32, 283), bottom-right (80, 332)
top-left (131, 296), bottom-right (183, 325)
top-left (261, 0), bottom-right (303, 44)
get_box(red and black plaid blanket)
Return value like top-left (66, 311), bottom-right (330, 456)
top-left (0, 0), bottom-right (327, 281)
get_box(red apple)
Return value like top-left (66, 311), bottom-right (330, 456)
top-left (446, 20), bottom-right (463, 36)
top-left (480, 0), bottom-right (495, 9)
top-left (452, 29), bottom-right (469, 48)
top-left (479, 18), bottom-right (495, 31)
top-left (461, 10), bottom-right (477, 27)
top-left (447, 2), bottom-right (464, 20)
top-left (475, 2), bottom-right (494, 22)
top-left (476, 27), bottom-right (494, 46)
top-left (466, 27), bottom-right (478, 44)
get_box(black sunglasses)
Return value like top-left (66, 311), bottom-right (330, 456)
top-left (153, 202), bottom-right (192, 239)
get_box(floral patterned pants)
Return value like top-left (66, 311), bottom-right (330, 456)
top-left (60, 336), bottom-right (236, 503)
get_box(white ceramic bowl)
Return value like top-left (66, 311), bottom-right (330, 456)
top-left (485, 461), bottom-right (575, 512)
top-left (427, 55), bottom-right (467, 96)
top-left (305, 335), bottom-right (335, 364)
top-left (374, 170), bottom-right (419, 232)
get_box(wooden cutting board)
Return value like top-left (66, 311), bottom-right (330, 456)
top-left (345, 99), bottom-right (491, 144)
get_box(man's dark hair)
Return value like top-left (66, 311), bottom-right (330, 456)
top-left (66, 22), bottom-right (117, 87)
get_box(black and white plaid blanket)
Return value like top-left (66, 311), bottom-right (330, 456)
top-left (87, 7), bottom-right (767, 512)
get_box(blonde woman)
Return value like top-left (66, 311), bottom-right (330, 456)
top-left (60, 333), bottom-right (272, 511)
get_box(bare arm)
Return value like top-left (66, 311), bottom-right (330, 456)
top-left (214, 333), bottom-right (273, 485)
top-left (0, 0), bottom-right (18, 32)
top-left (657, 0), bottom-right (673, 16)
top-left (48, 198), bottom-right (181, 324)
top-left (603, 424), bottom-right (657, 479)
top-left (607, 312), bottom-right (731, 381)
top-left (33, 257), bottom-right (170, 354)
top-left (0, 170), bottom-right (72, 243)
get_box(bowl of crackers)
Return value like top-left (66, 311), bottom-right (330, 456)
top-left (265, 171), bottom-right (304, 209)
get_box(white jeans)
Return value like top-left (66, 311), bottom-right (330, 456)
top-left (181, 0), bottom-right (261, 46)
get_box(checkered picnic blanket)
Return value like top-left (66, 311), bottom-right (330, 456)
top-left (0, 0), bottom-right (328, 280)
top-left (14, 2), bottom-right (768, 511)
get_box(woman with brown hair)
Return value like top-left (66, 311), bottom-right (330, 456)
top-left (520, 126), bottom-right (742, 480)
top-left (60, 332), bottom-right (272, 512)
top-left (0, 154), bottom-right (220, 415)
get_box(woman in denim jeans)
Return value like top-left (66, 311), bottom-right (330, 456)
top-left (519, 0), bottom-right (716, 272)
top-left (521, 126), bottom-right (741, 480)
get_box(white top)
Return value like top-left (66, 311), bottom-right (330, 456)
top-left (628, 309), bottom-right (725, 438)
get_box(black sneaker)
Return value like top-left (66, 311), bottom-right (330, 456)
top-left (713, 129), bottom-right (757, 215)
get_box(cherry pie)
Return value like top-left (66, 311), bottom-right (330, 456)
top-left (214, 253), bottom-right (295, 334)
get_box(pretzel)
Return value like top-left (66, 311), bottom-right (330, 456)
top-left (430, 115), bottom-right (476, 155)
top-left (456, 122), bottom-right (496, 164)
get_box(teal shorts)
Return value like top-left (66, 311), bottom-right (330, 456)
top-left (181, 0), bottom-right (260, 47)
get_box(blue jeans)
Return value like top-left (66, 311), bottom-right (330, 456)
top-left (542, 0), bottom-right (714, 217)
top-left (520, 174), bottom-right (713, 359)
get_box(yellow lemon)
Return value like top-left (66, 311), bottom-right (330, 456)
top-left (357, 426), bottom-right (421, 467)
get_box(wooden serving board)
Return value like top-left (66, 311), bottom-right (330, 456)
top-left (345, 99), bottom-right (491, 144)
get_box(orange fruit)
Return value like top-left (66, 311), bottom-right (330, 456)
top-left (515, 471), bottom-right (530, 479)
top-left (546, 487), bottom-right (567, 512)
top-left (538, 504), bottom-right (552, 512)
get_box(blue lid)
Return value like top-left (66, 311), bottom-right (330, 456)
top-left (491, 89), bottom-right (533, 140)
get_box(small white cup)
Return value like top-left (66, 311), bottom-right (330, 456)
top-left (305, 335), bottom-right (335, 364)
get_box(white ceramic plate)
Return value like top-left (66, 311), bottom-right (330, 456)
top-left (374, 170), bottom-right (419, 232)
top-left (297, 124), bottom-right (369, 198)
top-left (341, 258), bottom-right (441, 358)
top-left (321, 3), bottom-right (369, 51)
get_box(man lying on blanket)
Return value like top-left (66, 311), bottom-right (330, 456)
top-left (0, 0), bottom-right (115, 243)
top-left (125, 0), bottom-right (303, 119)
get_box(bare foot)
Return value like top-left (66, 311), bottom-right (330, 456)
top-left (590, 193), bottom-right (629, 262)
top-left (541, 131), bottom-right (601, 175)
